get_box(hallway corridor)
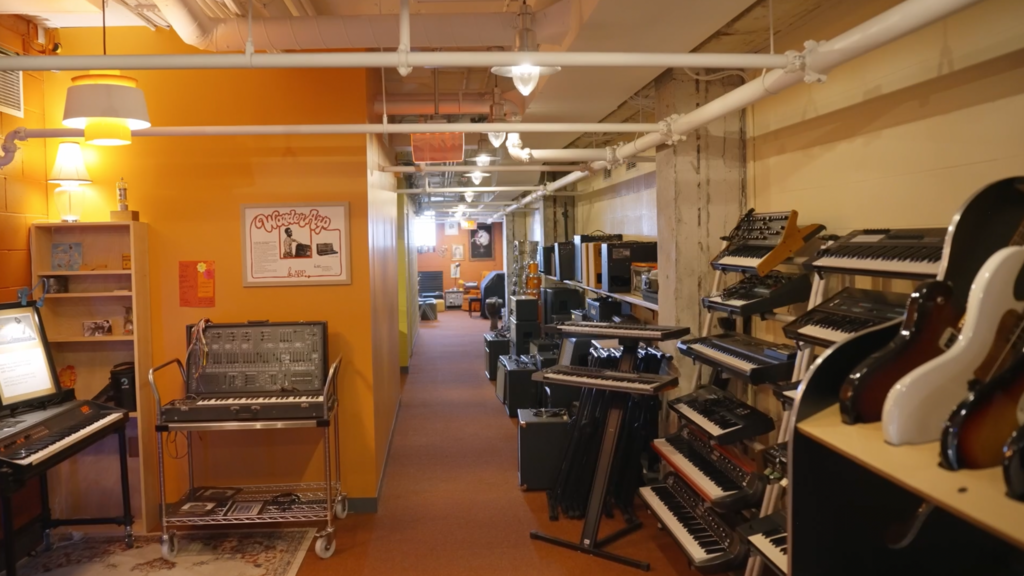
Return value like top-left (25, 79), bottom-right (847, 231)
top-left (297, 311), bottom-right (691, 575)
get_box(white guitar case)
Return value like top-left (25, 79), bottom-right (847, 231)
top-left (883, 246), bottom-right (1024, 445)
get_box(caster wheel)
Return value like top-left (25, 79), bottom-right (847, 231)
top-left (314, 535), bottom-right (335, 559)
top-left (334, 496), bottom-right (349, 520)
top-left (125, 527), bottom-right (135, 549)
top-left (161, 534), bottom-right (178, 560)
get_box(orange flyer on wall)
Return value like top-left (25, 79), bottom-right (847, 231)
top-left (411, 133), bottom-right (465, 163)
top-left (179, 261), bottom-right (216, 307)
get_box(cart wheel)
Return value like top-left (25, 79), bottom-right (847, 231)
top-left (161, 534), bottom-right (178, 560)
top-left (125, 526), bottom-right (135, 549)
top-left (334, 495), bottom-right (349, 520)
top-left (314, 535), bottom-right (335, 559)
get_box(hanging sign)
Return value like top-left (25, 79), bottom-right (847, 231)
top-left (411, 133), bottom-right (465, 163)
top-left (241, 203), bottom-right (352, 287)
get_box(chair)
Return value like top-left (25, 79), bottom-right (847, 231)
top-left (467, 297), bottom-right (482, 317)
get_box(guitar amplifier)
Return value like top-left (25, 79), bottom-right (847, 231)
top-left (541, 287), bottom-right (584, 325)
top-left (509, 316), bottom-right (541, 356)
top-left (601, 241), bottom-right (658, 293)
top-left (510, 296), bottom-right (539, 322)
top-left (587, 296), bottom-right (622, 321)
top-left (518, 408), bottom-right (571, 490)
top-left (540, 245), bottom-right (555, 275)
top-left (484, 333), bottom-right (510, 381)
top-left (553, 242), bottom-right (575, 281)
top-left (498, 355), bottom-right (541, 416)
top-left (574, 234), bottom-right (623, 282)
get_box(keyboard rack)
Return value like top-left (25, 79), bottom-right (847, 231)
top-left (147, 355), bottom-right (347, 561)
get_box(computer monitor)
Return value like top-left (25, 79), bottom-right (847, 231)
top-left (0, 302), bottom-right (60, 408)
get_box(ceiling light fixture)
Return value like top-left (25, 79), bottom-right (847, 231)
top-left (467, 171), bottom-right (490, 185)
top-left (464, 192), bottom-right (475, 202)
top-left (473, 134), bottom-right (494, 167)
top-left (490, 3), bottom-right (560, 96)
top-left (487, 82), bottom-right (507, 147)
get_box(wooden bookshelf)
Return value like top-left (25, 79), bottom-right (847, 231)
top-left (29, 221), bottom-right (157, 533)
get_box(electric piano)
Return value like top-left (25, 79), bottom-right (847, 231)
top-left (782, 287), bottom-right (909, 348)
top-left (554, 321), bottom-right (690, 341)
top-left (638, 473), bottom-right (748, 574)
top-left (803, 227), bottom-right (947, 279)
top-left (0, 401), bottom-right (126, 469)
top-left (532, 365), bottom-right (677, 395)
top-left (676, 333), bottom-right (797, 384)
top-left (738, 511), bottom-right (789, 575)
top-left (161, 393), bottom-right (330, 422)
top-left (668, 386), bottom-right (775, 444)
top-left (702, 272), bottom-right (812, 317)
top-left (711, 210), bottom-right (825, 276)
top-left (651, 426), bottom-right (766, 512)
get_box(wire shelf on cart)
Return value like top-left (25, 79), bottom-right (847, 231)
top-left (148, 355), bottom-right (347, 561)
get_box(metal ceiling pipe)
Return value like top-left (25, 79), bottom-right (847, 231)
top-left (0, 51), bottom-right (792, 72)
top-left (372, 96), bottom-right (522, 116)
top-left (490, 0), bottom-right (985, 221)
top-left (382, 165), bottom-right (585, 173)
top-left (398, 186), bottom-right (545, 194)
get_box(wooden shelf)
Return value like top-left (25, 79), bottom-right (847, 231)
top-left (37, 270), bottom-right (132, 276)
top-left (32, 222), bottom-right (131, 228)
top-left (45, 292), bottom-right (133, 299)
top-left (49, 336), bottom-right (136, 343)
top-left (798, 404), bottom-right (1024, 549)
top-left (544, 275), bottom-right (659, 311)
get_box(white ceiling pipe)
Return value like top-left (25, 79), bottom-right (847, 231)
top-left (398, 186), bottom-right (545, 194)
top-left (396, 0), bottom-right (411, 76)
top-left (382, 165), bottom-right (586, 173)
top-left (152, 0), bottom-right (570, 52)
top-left (0, 51), bottom-right (791, 72)
top-left (372, 96), bottom-right (522, 116)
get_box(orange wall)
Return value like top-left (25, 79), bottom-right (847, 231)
top-left (43, 28), bottom-right (388, 502)
top-left (418, 222), bottom-right (503, 291)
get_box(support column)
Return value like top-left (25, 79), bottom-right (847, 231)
top-left (655, 69), bottom-right (747, 390)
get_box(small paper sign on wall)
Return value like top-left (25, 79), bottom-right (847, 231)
top-left (179, 261), bottom-right (216, 307)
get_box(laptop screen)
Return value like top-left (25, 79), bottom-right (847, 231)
top-left (0, 303), bottom-right (60, 407)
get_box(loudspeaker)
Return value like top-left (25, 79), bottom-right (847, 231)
top-left (518, 408), bottom-right (571, 491)
top-left (586, 296), bottom-right (622, 321)
top-left (498, 355), bottom-right (541, 416)
top-left (110, 362), bottom-right (136, 411)
top-left (601, 241), bottom-right (658, 293)
top-left (509, 316), bottom-right (541, 355)
top-left (541, 287), bottom-right (584, 325)
top-left (574, 234), bottom-right (623, 282)
top-left (540, 245), bottom-right (555, 275)
top-left (510, 296), bottom-right (539, 322)
top-left (554, 242), bottom-right (575, 281)
top-left (484, 333), bottom-right (510, 380)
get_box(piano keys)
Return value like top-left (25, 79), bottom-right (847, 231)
top-left (668, 386), bottom-right (775, 444)
top-left (711, 210), bottom-right (825, 276)
top-left (803, 227), bottom-right (947, 279)
top-left (637, 473), bottom-right (748, 574)
top-left (651, 426), bottom-right (766, 512)
top-left (782, 287), bottom-right (909, 348)
top-left (738, 511), bottom-right (789, 575)
top-left (702, 272), bottom-right (813, 317)
top-left (0, 400), bottom-right (126, 470)
top-left (532, 365), bottom-right (677, 395)
top-left (554, 321), bottom-right (690, 341)
top-left (676, 333), bottom-right (797, 384)
top-left (161, 393), bottom-right (329, 422)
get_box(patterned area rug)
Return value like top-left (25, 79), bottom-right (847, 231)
top-left (18, 529), bottom-right (314, 576)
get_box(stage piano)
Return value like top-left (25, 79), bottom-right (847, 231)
top-left (677, 333), bottom-right (797, 384)
top-left (782, 287), bottom-right (909, 348)
top-left (668, 386), bottom-right (775, 444)
top-left (532, 365), bottom-right (677, 395)
top-left (803, 227), bottom-right (947, 279)
top-left (738, 511), bottom-right (789, 575)
top-left (553, 321), bottom-right (689, 341)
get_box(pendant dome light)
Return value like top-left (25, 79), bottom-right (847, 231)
top-left (62, 2), bottom-right (150, 145)
top-left (467, 171), bottom-right (490, 185)
top-left (473, 134), bottom-right (495, 167)
top-left (490, 3), bottom-right (560, 96)
top-left (486, 82), bottom-right (507, 148)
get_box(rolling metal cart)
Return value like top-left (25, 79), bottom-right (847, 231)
top-left (148, 355), bottom-right (347, 561)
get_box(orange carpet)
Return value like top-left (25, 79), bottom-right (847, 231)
top-left (296, 311), bottom-right (697, 576)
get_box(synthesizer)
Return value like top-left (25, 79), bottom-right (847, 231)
top-left (711, 210), bottom-right (825, 276)
top-left (803, 227), bottom-right (946, 279)
top-left (638, 473), bottom-right (748, 574)
top-left (782, 287), bottom-right (909, 348)
top-left (737, 511), bottom-right (788, 575)
top-left (161, 321), bottom-right (332, 422)
top-left (702, 272), bottom-right (812, 317)
top-left (532, 365), bottom-right (677, 395)
top-left (554, 321), bottom-right (690, 341)
top-left (0, 400), bottom-right (126, 470)
top-left (669, 386), bottom-right (775, 444)
top-left (676, 333), bottom-right (797, 384)
top-left (651, 426), bottom-right (766, 512)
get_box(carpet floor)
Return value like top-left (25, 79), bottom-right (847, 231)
top-left (295, 311), bottom-right (697, 576)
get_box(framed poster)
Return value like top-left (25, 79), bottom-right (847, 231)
top-left (451, 262), bottom-right (461, 278)
top-left (241, 203), bottom-right (351, 286)
top-left (451, 244), bottom-right (465, 261)
top-left (444, 221), bottom-right (459, 236)
top-left (469, 223), bottom-right (493, 261)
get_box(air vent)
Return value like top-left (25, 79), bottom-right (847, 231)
top-left (603, 167), bottom-right (612, 180)
top-left (625, 159), bottom-right (638, 172)
top-left (0, 49), bottom-right (22, 118)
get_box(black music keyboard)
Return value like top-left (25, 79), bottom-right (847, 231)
top-left (738, 511), bottom-right (788, 575)
top-left (803, 227), bottom-right (946, 279)
top-left (554, 321), bottom-right (690, 341)
top-left (711, 210), bottom-right (824, 276)
top-left (161, 393), bottom-right (328, 422)
top-left (652, 427), bottom-right (766, 512)
top-left (676, 333), bottom-right (797, 384)
top-left (532, 365), bottom-right (677, 395)
top-left (782, 287), bottom-right (909, 347)
top-left (669, 386), bottom-right (775, 444)
top-left (0, 400), bottom-right (126, 470)
top-left (638, 473), bottom-right (748, 574)
top-left (702, 272), bottom-right (812, 317)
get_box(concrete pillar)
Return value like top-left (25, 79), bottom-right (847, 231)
top-left (655, 69), bottom-right (747, 390)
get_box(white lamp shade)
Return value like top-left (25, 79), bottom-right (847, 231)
top-left (63, 82), bottom-right (151, 131)
top-left (490, 64), bottom-right (560, 96)
top-left (48, 142), bottom-right (91, 185)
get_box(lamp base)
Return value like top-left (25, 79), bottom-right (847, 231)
top-left (109, 210), bottom-right (139, 222)
top-left (60, 216), bottom-right (80, 223)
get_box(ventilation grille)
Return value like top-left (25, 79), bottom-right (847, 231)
top-left (603, 167), bottom-right (612, 180)
top-left (625, 159), bottom-right (638, 172)
top-left (0, 49), bottom-right (23, 118)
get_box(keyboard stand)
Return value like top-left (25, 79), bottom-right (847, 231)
top-left (0, 417), bottom-right (133, 576)
top-left (530, 340), bottom-right (650, 571)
